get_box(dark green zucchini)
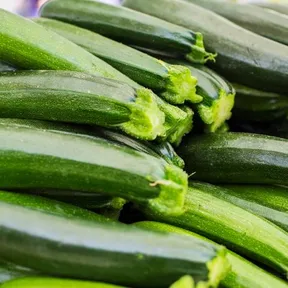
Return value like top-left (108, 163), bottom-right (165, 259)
top-left (0, 202), bottom-right (229, 287)
top-left (0, 70), bottom-right (165, 140)
top-left (34, 18), bottom-right (201, 105)
top-left (0, 122), bottom-right (188, 215)
top-left (254, 3), bottom-right (288, 16)
top-left (166, 59), bottom-right (235, 132)
top-left (0, 9), bottom-right (135, 81)
top-left (39, 0), bottom-right (215, 64)
top-left (134, 221), bottom-right (288, 288)
top-left (178, 132), bottom-right (288, 185)
top-left (123, 0), bottom-right (288, 94)
top-left (220, 185), bottom-right (288, 233)
top-left (139, 184), bottom-right (288, 276)
top-left (186, 0), bottom-right (288, 46)
top-left (232, 83), bottom-right (288, 123)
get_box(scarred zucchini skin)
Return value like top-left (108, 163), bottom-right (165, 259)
top-left (123, 0), bottom-right (288, 94)
top-left (39, 0), bottom-right (214, 64)
top-left (0, 122), bottom-right (187, 215)
top-left (140, 184), bottom-right (288, 276)
top-left (0, 70), bottom-right (165, 140)
top-left (177, 132), bottom-right (288, 185)
top-left (0, 202), bottom-right (227, 288)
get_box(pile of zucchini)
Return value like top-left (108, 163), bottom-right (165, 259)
top-left (0, 0), bottom-right (287, 287)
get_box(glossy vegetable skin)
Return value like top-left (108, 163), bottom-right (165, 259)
top-left (178, 132), bottom-right (288, 185)
top-left (123, 0), bottom-right (288, 93)
top-left (0, 70), bottom-right (165, 140)
top-left (0, 202), bottom-right (228, 288)
top-left (134, 221), bottom-right (288, 288)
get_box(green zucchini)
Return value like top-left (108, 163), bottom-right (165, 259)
top-left (177, 132), bottom-right (288, 185)
top-left (166, 59), bottom-right (235, 132)
top-left (220, 185), bottom-right (288, 233)
top-left (139, 184), bottom-right (288, 276)
top-left (0, 122), bottom-right (188, 216)
top-left (34, 18), bottom-right (201, 105)
top-left (254, 3), bottom-right (288, 16)
top-left (123, 0), bottom-right (288, 94)
top-left (0, 70), bottom-right (165, 140)
top-left (232, 83), bottom-right (288, 123)
top-left (1, 277), bottom-right (125, 288)
top-left (0, 202), bottom-right (229, 288)
top-left (170, 276), bottom-right (194, 288)
top-left (40, 0), bottom-right (214, 64)
top-left (134, 221), bottom-right (288, 288)
top-left (186, 0), bottom-right (288, 46)
top-left (0, 9), bottom-right (135, 82)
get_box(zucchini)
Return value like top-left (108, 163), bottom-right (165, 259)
top-left (254, 3), bottom-right (288, 16)
top-left (2, 277), bottom-right (125, 288)
top-left (0, 70), bottom-right (165, 140)
top-left (177, 132), bottom-right (288, 185)
top-left (123, 0), bottom-right (288, 94)
top-left (166, 59), bottom-right (235, 132)
top-left (0, 122), bottom-right (188, 216)
top-left (232, 83), bottom-right (288, 123)
top-left (0, 190), bottom-right (111, 223)
top-left (40, 0), bottom-right (214, 64)
top-left (186, 0), bottom-right (288, 46)
top-left (139, 184), bottom-right (288, 276)
top-left (0, 118), bottom-right (184, 168)
top-left (170, 276), bottom-right (194, 288)
top-left (0, 9), bottom-right (134, 82)
top-left (134, 221), bottom-right (288, 288)
top-left (0, 202), bottom-right (229, 288)
top-left (220, 185), bottom-right (288, 233)
top-left (34, 18), bottom-right (201, 105)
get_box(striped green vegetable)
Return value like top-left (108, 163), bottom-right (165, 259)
top-left (34, 17), bottom-right (201, 105)
top-left (134, 221), bottom-right (288, 288)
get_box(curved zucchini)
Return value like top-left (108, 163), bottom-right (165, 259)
top-left (39, 0), bottom-right (214, 64)
top-left (123, 0), bottom-right (288, 94)
top-left (186, 0), bottom-right (288, 46)
top-left (140, 184), bottom-right (288, 276)
top-left (0, 202), bottom-right (228, 287)
top-left (0, 190), bottom-right (111, 223)
top-left (0, 9), bottom-right (134, 82)
top-left (232, 83), bottom-right (288, 123)
top-left (134, 221), bottom-right (288, 288)
top-left (0, 122), bottom-right (188, 216)
top-left (34, 18), bottom-right (201, 105)
top-left (0, 70), bottom-right (165, 140)
top-left (178, 132), bottom-right (288, 185)
top-left (220, 185), bottom-right (288, 233)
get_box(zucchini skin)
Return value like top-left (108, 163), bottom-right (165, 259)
top-left (220, 185), bottom-right (288, 233)
top-left (140, 184), bottom-right (288, 276)
top-left (0, 202), bottom-right (225, 288)
top-left (0, 122), bottom-right (187, 216)
top-left (0, 9), bottom-right (132, 82)
top-left (0, 70), bottom-right (165, 140)
top-left (34, 18), bottom-right (201, 105)
top-left (187, 0), bottom-right (288, 46)
top-left (232, 83), bottom-right (288, 123)
top-left (134, 221), bottom-right (288, 288)
top-left (123, 0), bottom-right (288, 94)
top-left (39, 0), bottom-right (213, 64)
top-left (1, 277), bottom-right (125, 288)
top-left (177, 132), bottom-right (288, 185)
top-left (254, 3), bottom-right (288, 16)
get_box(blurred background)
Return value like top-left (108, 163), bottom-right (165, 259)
top-left (0, 0), bottom-right (287, 16)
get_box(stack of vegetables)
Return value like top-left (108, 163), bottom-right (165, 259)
top-left (0, 0), bottom-right (287, 287)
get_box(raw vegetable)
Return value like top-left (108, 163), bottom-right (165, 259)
top-left (123, 0), bottom-right (288, 93)
top-left (254, 3), bottom-right (288, 16)
top-left (0, 70), bottom-right (165, 140)
top-left (39, 0), bottom-right (214, 64)
top-left (134, 221), bottom-right (288, 288)
top-left (34, 17), bottom-right (201, 105)
top-left (139, 184), bottom-right (288, 276)
top-left (0, 202), bottom-right (229, 287)
top-left (177, 132), bottom-right (288, 185)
